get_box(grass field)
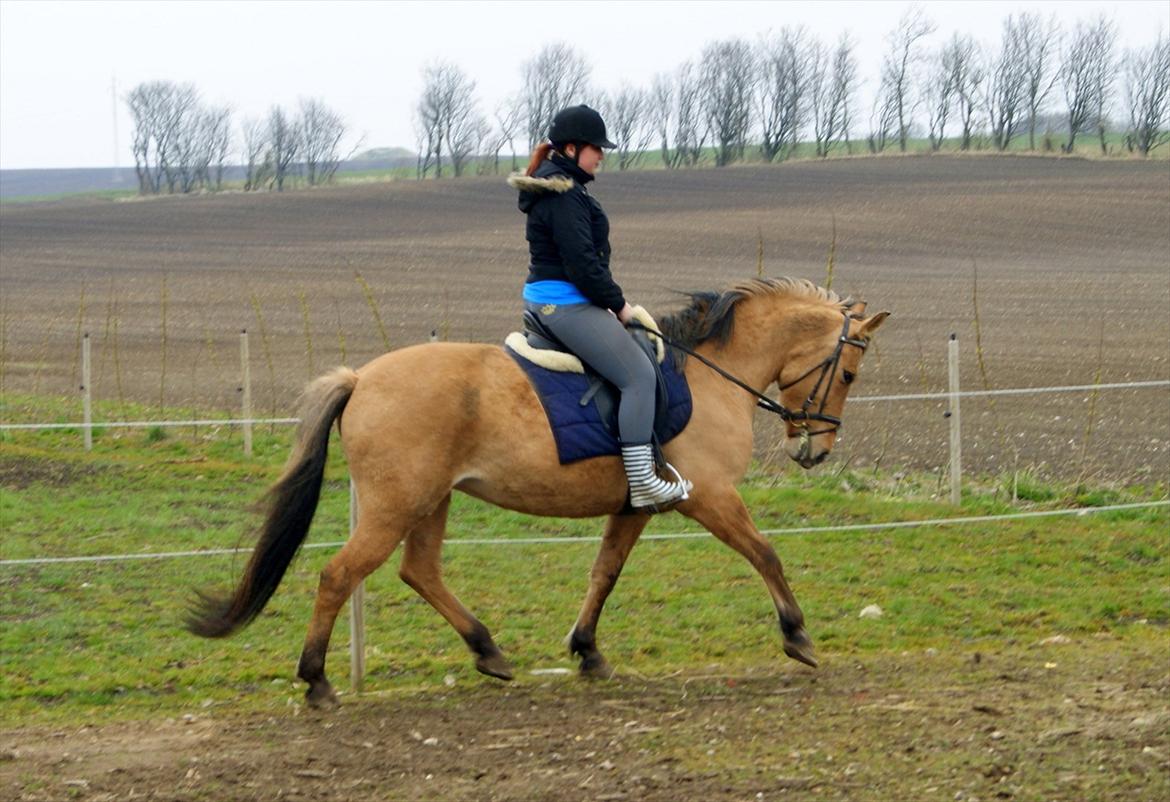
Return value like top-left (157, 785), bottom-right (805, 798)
top-left (1, 392), bottom-right (1167, 800)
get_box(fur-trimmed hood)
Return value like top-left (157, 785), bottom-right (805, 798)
top-left (506, 173), bottom-right (574, 195)
top-left (509, 151), bottom-right (593, 214)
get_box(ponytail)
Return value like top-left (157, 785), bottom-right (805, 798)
top-left (524, 142), bottom-right (554, 176)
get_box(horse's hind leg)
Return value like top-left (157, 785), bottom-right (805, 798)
top-left (399, 494), bottom-right (514, 681)
top-left (567, 513), bottom-right (650, 679)
top-left (296, 505), bottom-right (411, 710)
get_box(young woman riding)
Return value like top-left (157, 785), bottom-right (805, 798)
top-left (507, 104), bottom-right (691, 512)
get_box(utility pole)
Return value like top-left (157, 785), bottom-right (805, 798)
top-left (111, 75), bottom-right (122, 182)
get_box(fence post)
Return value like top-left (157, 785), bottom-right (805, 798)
top-left (947, 333), bottom-right (962, 505)
top-left (348, 478), bottom-right (366, 694)
top-left (239, 330), bottom-right (252, 457)
top-left (81, 333), bottom-right (92, 451)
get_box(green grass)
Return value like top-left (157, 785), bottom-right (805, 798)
top-left (1, 392), bottom-right (1167, 728)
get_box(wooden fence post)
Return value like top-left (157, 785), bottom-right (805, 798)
top-left (81, 333), bottom-right (92, 451)
top-left (948, 333), bottom-right (962, 505)
top-left (239, 330), bottom-right (252, 457)
top-left (349, 478), bottom-right (366, 694)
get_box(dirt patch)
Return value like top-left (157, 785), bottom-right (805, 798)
top-left (0, 454), bottom-right (97, 490)
top-left (3, 644), bottom-right (1167, 801)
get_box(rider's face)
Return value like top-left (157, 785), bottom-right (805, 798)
top-left (567, 143), bottom-right (604, 175)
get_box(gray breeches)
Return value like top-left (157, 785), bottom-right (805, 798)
top-left (524, 301), bottom-right (657, 445)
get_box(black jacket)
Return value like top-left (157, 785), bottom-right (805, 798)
top-left (508, 152), bottom-right (626, 313)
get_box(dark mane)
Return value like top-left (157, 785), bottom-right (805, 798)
top-left (658, 277), bottom-right (853, 365)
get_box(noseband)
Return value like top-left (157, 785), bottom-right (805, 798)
top-left (631, 311), bottom-right (867, 436)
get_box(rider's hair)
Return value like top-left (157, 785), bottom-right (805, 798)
top-left (524, 142), bottom-right (554, 176)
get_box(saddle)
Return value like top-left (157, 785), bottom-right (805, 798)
top-left (503, 306), bottom-right (692, 467)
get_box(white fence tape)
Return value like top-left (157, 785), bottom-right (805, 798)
top-left (850, 379), bottom-right (1169, 404)
top-left (0, 417), bottom-right (299, 431)
top-left (2, 500), bottom-right (1164, 568)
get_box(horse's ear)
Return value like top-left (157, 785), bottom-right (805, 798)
top-left (858, 311), bottom-right (890, 337)
top-left (846, 300), bottom-right (867, 318)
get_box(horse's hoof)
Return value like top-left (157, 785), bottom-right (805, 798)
top-left (476, 652), bottom-right (514, 681)
top-left (783, 629), bottom-right (819, 669)
top-left (305, 683), bottom-right (340, 710)
top-left (579, 654), bottom-right (614, 680)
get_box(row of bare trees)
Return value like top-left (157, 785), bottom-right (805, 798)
top-left (128, 82), bottom-right (350, 195)
top-left (127, 82), bottom-right (231, 194)
top-left (414, 14), bottom-right (1169, 178)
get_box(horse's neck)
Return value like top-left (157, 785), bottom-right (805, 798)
top-left (698, 299), bottom-right (830, 406)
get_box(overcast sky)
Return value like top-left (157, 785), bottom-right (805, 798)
top-left (1, 0), bottom-right (1166, 170)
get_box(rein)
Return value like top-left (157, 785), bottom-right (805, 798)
top-left (629, 312), bottom-right (868, 434)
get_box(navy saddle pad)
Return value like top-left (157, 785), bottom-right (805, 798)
top-left (507, 346), bottom-right (693, 465)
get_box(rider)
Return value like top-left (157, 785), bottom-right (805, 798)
top-left (509, 104), bottom-right (691, 512)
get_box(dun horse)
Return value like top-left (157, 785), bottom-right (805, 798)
top-left (189, 277), bottom-right (888, 709)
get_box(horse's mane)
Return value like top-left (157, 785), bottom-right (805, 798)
top-left (658, 277), bottom-right (853, 365)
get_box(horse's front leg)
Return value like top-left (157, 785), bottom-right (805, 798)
top-left (680, 487), bottom-right (818, 668)
top-left (567, 512), bottom-right (650, 678)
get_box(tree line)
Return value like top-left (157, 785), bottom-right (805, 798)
top-left (127, 9), bottom-right (1169, 195)
top-left (127, 85), bottom-right (351, 195)
top-left (415, 10), bottom-right (1169, 178)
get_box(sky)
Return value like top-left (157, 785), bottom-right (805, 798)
top-left (1, 0), bottom-right (1166, 170)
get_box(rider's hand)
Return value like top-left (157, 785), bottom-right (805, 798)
top-left (617, 303), bottom-right (636, 325)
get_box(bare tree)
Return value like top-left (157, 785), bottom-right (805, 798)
top-left (867, 75), bottom-right (899, 153)
top-left (126, 81), bottom-right (223, 195)
top-left (299, 98), bottom-right (346, 186)
top-left (950, 34), bottom-right (985, 150)
top-left (1123, 34), bottom-right (1170, 155)
top-left (700, 39), bottom-right (756, 167)
top-left (1061, 15), bottom-right (1116, 153)
top-left (448, 103), bottom-right (488, 177)
top-left (489, 94), bottom-right (525, 174)
top-left (1019, 13), bottom-right (1061, 150)
top-left (757, 27), bottom-right (812, 162)
top-left (414, 61), bottom-right (479, 179)
top-left (810, 33), bottom-right (857, 157)
top-left (599, 85), bottom-right (654, 170)
top-left (986, 14), bottom-right (1030, 151)
top-left (241, 116), bottom-right (270, 191)
top-left (203, 106), bottom-right (232, 190)
top-left (650, 61), bottom-right (708, 168)
top-left (267, 105), bottom-right (299, 191)
top-left (880, 7), bottom-right (936, 151)
top-left (650, 72), bottom-right (677, 167)
top-left (924, 43), bottom-right (957, 150)
top-left (521, 43), bottom-right (591, 149)
top-left (176, 105), bottom-right (231, 192)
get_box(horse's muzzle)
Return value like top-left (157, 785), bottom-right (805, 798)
top-left (784, 433), bottom-right (831, 469)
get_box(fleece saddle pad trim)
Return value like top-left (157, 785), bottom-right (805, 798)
top-left (506, 346), bottom-right (693, 465)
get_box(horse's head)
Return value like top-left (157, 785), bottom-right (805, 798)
top-left (775, 301), bottom-right (889, 469)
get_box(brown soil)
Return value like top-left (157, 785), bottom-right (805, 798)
top-left (2, 644), bottom-right (1167, 802)
top-left (2, 155), bottom-right (1168, 479)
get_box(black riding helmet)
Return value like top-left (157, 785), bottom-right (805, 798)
top-left (548, 104), bottom-right (617, 150)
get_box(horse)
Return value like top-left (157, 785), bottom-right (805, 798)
top-left (189, 277), bottom-right (889, 709)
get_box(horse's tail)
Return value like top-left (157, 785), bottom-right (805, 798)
top-left (187, 366), bottom-right (359, 638)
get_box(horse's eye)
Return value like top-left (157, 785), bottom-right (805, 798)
top-left (842, 370), bottom-right (855, 384)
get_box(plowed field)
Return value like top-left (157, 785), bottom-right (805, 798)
top-left (2, 155), bottom-right (1168, 478)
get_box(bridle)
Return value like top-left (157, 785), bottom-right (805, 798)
top-left (631, 310), bottom-right (868, 436)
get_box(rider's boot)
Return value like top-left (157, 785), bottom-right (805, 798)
top-left (621, 443), bottom-right (692, 513)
